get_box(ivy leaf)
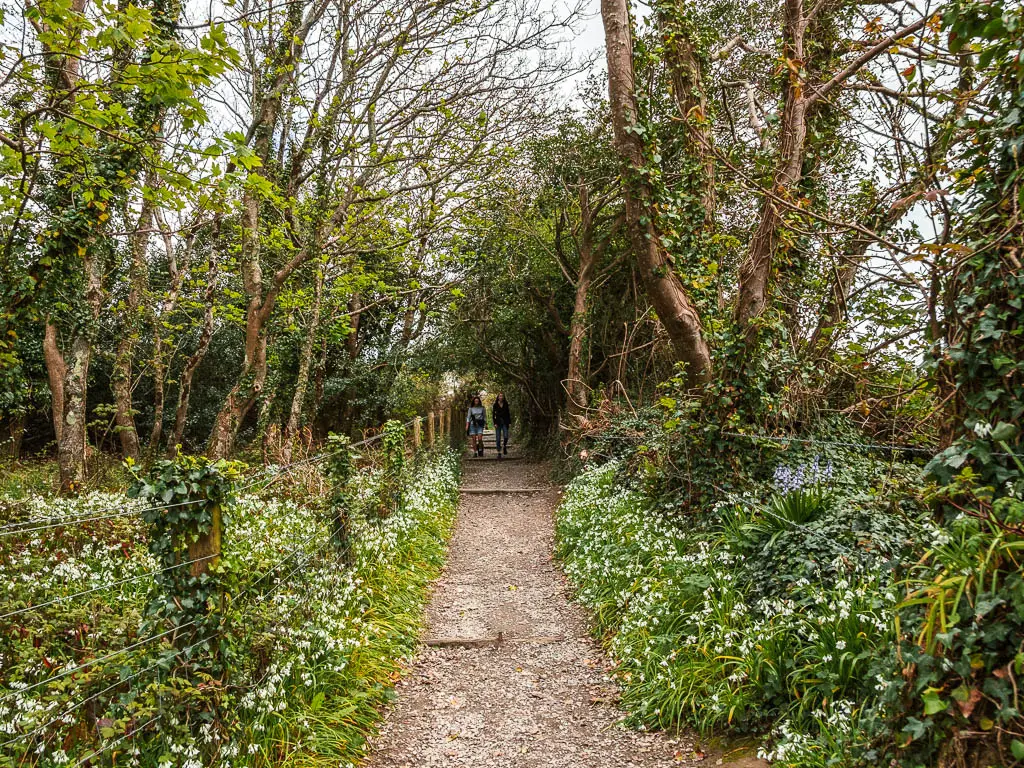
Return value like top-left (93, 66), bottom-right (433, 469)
top-left (1011, 740), bottom-right (1024, 761)
top-left (922, 688), bottom-right (947, 715)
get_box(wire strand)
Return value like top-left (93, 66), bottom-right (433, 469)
top-left (67, 714), bottom-right (160, 768)
top-left (0, 498), bottom-right (202, 538)
top-left (0, 620), bottom-right (200, 705)
top-left (719, 430), bottom-right (936, 455)
top-left (0, 418), bottom-right (415, 537)
top-left (0, 552), bottom-right (220, 621)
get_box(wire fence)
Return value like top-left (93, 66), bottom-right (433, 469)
top-left (0, 503), bottom-right (354, 753)
top-left (0, 417), bottom-right (422, 539)
top-left (0, 409), bottom-right (460, 764)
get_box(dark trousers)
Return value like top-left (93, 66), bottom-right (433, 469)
top-left (495, 423), bottom-right (509, 451)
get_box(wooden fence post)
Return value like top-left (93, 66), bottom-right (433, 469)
top-left (188, 503), bottom-right (221, 577)
top-left (413, 416), bottom-right (422, 451)
top-left (427, 411), bottom-right (435, 446)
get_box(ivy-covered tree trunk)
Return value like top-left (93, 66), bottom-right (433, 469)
top-left (655, 1), bottom-right (715, 228)
top-left (931, 3), bottom-right (1024, 473)
top-left (111, 194), bottom-right (155, 462)
top-left (734, 0), bottom-right (809, 333)
top-left (566, 182), bottom-right (597, 416)
top-left (601, 0), bottom-right (711, 387)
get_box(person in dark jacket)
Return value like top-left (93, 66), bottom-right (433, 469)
top-left (492, 393), bottom-right (511, 457)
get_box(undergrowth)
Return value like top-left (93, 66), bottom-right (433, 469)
top-left (0, 448), bottom-right (460, 766)
top-left (555, 416), bottom-right (1024, 767)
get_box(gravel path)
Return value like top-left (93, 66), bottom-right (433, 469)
top-left (364, 444), bottom-right (703, 768)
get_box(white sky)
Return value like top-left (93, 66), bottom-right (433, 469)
top-left (561, 0), bottom-right (607, 99)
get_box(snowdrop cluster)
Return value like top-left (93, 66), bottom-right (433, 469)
top-left (1, 449), bottom-right (460, 767)
top-left (556, 458), bottom-right (913, 765)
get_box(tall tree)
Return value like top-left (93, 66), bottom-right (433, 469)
top-left (601, 0), bottom-right (712, 387)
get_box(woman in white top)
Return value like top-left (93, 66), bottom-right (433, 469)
top-left (466, 396), bottom-right (486, 457)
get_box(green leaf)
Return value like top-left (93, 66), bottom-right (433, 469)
top-left (922, 688), bottom-right (946, 715)
top-left (990, 421), bottom-right (1018, 442)
top-left (1011, 740), bottom-right (1024, 761)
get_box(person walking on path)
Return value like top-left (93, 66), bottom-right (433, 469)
top-left (492, 393), bottom-right (511, 458)
top-left (466, 396), bottom-right (486, 457)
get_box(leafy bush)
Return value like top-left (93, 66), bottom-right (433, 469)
top-left (556, 435), bottom-right (938, 766)
top-left (893, 468), bottom-right (1024, 767)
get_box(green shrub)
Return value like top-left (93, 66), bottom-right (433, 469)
top-left (556, 437), bottom-right (934, 766)
top-left (893, 470), bottom-right (1024, 767)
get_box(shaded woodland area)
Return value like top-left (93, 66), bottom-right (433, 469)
top-left (0, 0), bottom-right (1019, 479)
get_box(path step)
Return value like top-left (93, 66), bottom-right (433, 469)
top-left (423, 633), bottom-right (566, 648)
top-left (459, 487), bottom-right (559, 494)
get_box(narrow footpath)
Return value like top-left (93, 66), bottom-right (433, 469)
top-left (365, 442), bottom-right (701, 768)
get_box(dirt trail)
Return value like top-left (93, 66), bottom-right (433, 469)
top-left (364, 442), bottom-right (701, 768)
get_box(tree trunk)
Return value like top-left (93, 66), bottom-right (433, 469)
top-left (149, 338), bottom-right (167, 451)
top-left (601, 0), bottom-right (711, 387)
top-left (566, 182), bottom-right (597, 416)
top-left (54, 250), bottom-right (103, 492)
top-left (6, 414), bottom-right (25, 460)
top-left (111, 195), bottom-right (154, 461)
top-left (282, 270), bottom-right (324, 463)
top-left (340, 294), bottom-right (362, 434)
top-left (808, 240), bottom-right (865, 352)
top-left (57, 336), bottom-right (91, 492)
top-left (206, 0), bottom-right (329, 459)
top-left (255, 364), bottom-right (281, 459)
top-left (313, 335), bottom-right (327, 417)
top-left (43, 321), bottom-right (66, 445)
top-left (346, 294), bottom-right (362, 360)
top-left (148, 214), bottom-right (187, 455)
top-left (207, 187), bottom-right (269, 459)
top-left (734, 0), bottom-right (808, 331)
top-left (168, 252), bottom-right (216, 454)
